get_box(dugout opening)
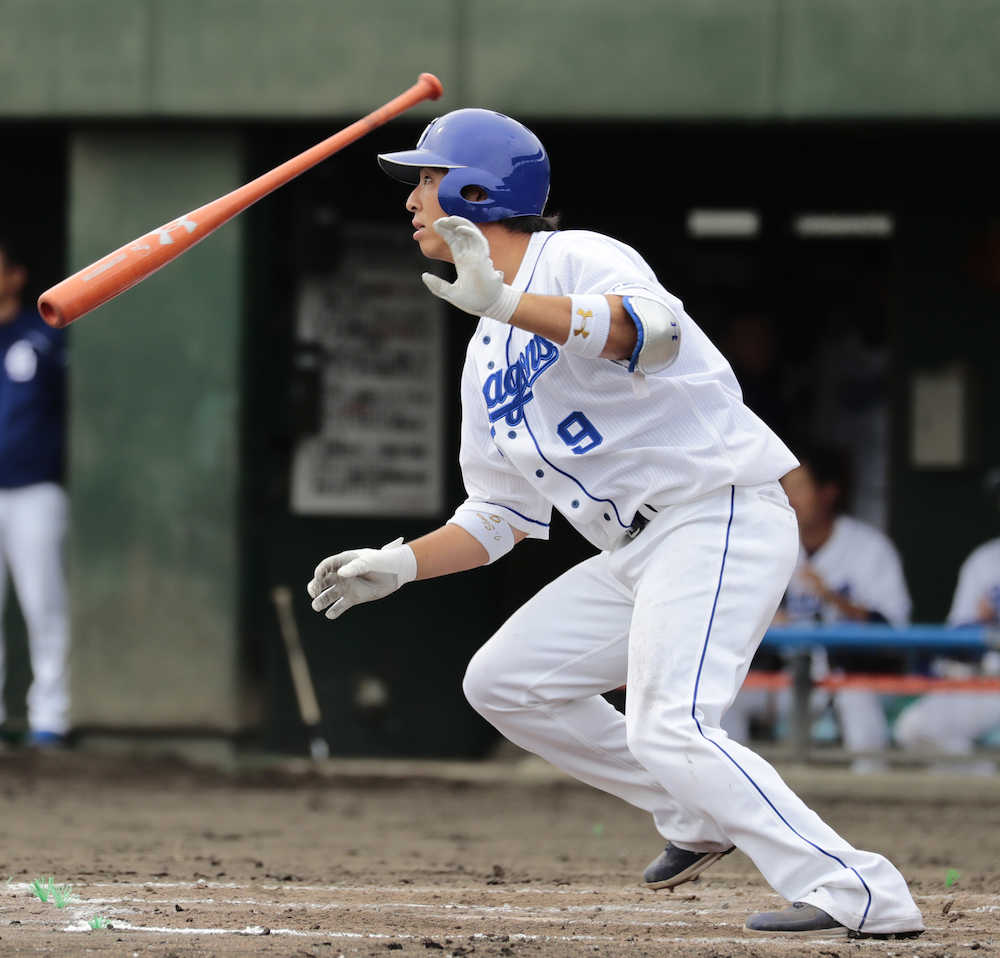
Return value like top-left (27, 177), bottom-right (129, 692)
top-left (239, 119), bottom-right (999, 756)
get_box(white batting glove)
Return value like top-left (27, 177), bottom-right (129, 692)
top-left (307, 537), bottom-right (417, 621)
top-left (421, 216), bottom-right (522, 323)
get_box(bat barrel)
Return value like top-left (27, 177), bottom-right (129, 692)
top-left (37, 210), bottom-right (216, 329)
top-left (36, 72), bottom-right (443, 329)
top-left (37, 297), bottom-right (64, 329)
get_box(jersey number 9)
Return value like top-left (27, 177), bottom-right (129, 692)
top-left (557, 411), bottom-right (603, 455)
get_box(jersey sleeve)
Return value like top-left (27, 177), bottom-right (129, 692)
top-left (947, 545), bottom-right (993, 625)
top-left (453, 345), bottom-right (552, 540)
top-left (548, 232), bottom-right (671, 303)
top-left (857, 537), bottom-right (912, 626)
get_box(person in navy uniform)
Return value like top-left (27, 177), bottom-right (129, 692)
top-left (0, 236), bottom-right (70, 746)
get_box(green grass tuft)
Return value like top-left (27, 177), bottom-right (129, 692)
top-left (88, 916), bottom-right (110, 930)
top-left (52, 883), bottom-right (74, 908)
top-left (31, 877), bottom-right (55, 902)
top-left (30, 877), bottom-right (73, 907)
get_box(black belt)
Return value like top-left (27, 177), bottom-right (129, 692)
top-left (625, 504), bottom-right (659, 540)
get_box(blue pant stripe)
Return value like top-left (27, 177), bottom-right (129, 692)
top-left (689, 485), bottom-right (873, 930)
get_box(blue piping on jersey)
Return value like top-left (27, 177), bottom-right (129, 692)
top-left (621, 295), bottom-right (645, 373)
top-left (690, 486), bottom-right (873, 931)
top-left (484, 235), bottom-right (560, 465)
top-left (523, 230), bottom-right (559, 290)
top-left (504, 235), bottom-right (630, 530)
top-left (481, 501), bottom-right (549, 529)
top-left (519, 413), bottom-right (628, 527)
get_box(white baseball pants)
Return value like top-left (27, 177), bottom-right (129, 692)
top-left (896, 691), bottom-right (1000, 765)
top-left (0, 482), bottom-right (70, 734)
top-left (464, 482), bottom-right (923, 935)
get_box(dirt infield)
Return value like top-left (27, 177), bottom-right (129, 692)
top-left (0, 750), bottom-right (997, 956)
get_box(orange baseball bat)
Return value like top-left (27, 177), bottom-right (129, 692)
top-left (38, 72), bottom-right (443, 329)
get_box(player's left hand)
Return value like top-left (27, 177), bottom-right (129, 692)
top-left (307, 537), bottom-right (417, 621)
top-left (798, 564), bottom-right (829, 600)
top-left (421, 216), bottom-right (522, 323)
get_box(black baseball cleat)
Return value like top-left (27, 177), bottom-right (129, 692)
top-left (642, 843), bottom-right (735, 889)
top-left (744, 901), bottom-right (925, 939)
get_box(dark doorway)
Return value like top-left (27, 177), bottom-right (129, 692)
top-left (242, 120), bottom-right (999, 754)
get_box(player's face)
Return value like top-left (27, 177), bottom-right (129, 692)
top-left (405, 168), bottom-right (452, 262)
top-left (0, 252), bottom-right (27, 309)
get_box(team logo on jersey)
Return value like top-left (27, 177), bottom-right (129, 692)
top-left (482, 334), bottom-right (559, 426)
top-left (4, 340), bottom-right (37, 383)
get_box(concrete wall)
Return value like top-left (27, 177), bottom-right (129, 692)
top-left (66, 130), bottom-right (244, 729)
top-left (1, 0), bottom-right (999, 119)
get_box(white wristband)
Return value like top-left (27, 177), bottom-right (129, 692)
top-left (484, 283), bottom-right (522, 324)
top-left (562, 295), bottom-right (611, 358)
top-left (448, 508), bottom-right (516, 564)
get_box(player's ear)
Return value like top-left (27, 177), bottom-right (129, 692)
top-left (818, 480), bottom-right (842, 514)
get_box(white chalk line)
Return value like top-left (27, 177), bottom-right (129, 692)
top-left (55, 920), bottom-right (815, 945)
top-left (62, 894), bottom-right (724, 917)
top-left (58, 921), bottom-right (958, 948)
top-left (7, 880), bottom-right (983, 916)
top-left (69, 879), bottom-right (667, 896)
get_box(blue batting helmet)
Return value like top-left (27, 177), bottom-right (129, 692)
top-left (377, 108), bottom-right (550, 223)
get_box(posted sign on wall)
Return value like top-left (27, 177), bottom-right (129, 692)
top-left (290, 224), bottom-right (446, 517)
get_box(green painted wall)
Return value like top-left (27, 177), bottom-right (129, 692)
top-left (2, 0), bottom-right (999, 119)
top-left (67, 130), bottom-right (244, 729)
top-left (780, 0), bottom-right (1000, 117)
top-left (0, 0), bottom-right (454, 118)
top-left (468, 0), bottom-right (778, 118)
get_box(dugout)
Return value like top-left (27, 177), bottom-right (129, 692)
top-left (1, 0), bottom-right (998, 756)
top-left (242, 119), bottom-right (1000, 755)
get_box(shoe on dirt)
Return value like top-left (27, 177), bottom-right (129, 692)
top-left (642, 843), bottom-right (735, 889)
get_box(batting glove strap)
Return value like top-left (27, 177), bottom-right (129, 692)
top-left (448, 508), bottom-right (516, 564)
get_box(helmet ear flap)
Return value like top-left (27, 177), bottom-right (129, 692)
top-left (459, 183), bottom-right (490, 203)
top-left (438, 167), bottom-right (502, 222)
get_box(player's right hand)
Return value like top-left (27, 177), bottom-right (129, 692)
top-left (307, 537), bottom-right (418, 620)
top-left (421, 216), bottom-right (522, 324)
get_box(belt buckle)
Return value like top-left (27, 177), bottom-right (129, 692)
top-left (625, 512), bottom-right (649, 539)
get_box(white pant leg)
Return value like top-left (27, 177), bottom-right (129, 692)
top-left (835, 689), bottom-right (890, 756)
top-left (616, 483), bottom-right (922, 935)
top-left (464, 552), bottom-right (730, 851)
top-left (896, 692), bottom-right (1000, 755)
top-left (4, 483), bottom-right (70, 734)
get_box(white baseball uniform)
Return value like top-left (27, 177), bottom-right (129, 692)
top-left (783, 516), bottom-right (911, 628)
top-left (791, 517), bottom-right (911, 760)
top-left (458, 229), bottom-right (922, 934)
top-left (894, 538), bottom-right (1000, 769)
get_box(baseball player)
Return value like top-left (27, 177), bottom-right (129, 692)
top-left (723, 447), bottom-right (912, 769)
top-left (0, 236), bottom-right (70, 746)
top-left (894, 535), bottom-right (1000, 772)
top-left (307, 110), bottom-right (924, 938)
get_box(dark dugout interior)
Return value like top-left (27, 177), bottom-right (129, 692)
top-left (244, 120), bottom-right (1000, 755)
